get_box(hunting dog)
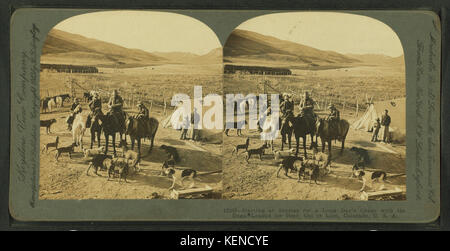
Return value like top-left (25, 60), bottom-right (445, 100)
top-left (245, 144), bottom-right (268, 163)
top-left (299, 160), bottom-right (321, 184)
top-left (232, 137), bottom-right (250, 155)
top-left (277, 156), bottom-right (303, 178)
top-left (40, 119), bottom-right (57, 134)
top-left (163, 167), bottom-right (197, 190)
top-left (273, 148), bottom-right (295, 161)
top-left (160, 145), bottom-right (181, 163)
top-left (353, 169), bottom-right (388, 192)
top-left (83, 146), bottom-right (105, 158)
top-left (107, 157), bottom-right (130, 182)
top-left (42, 136), bottom-right (59, 153)
top-left (118, 139), bottom-right (140, 171)
top-left (55, 143), bottom-right (76, 161)
top-left (86, 153), bottom-right (113, 176)
top-left (160, 157), bottom-right (176, 176)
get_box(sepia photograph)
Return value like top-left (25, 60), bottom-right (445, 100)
top-left (39, 11), bottom-right (223, 200)
top-left (221, 12), bottom-right (407, 200)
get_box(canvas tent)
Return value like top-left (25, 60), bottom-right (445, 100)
top-left (161, 103), bottom-right (223, 144)
top-left (352, 97), bottom-right (406, 143)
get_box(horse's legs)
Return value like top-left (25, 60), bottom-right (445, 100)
top-left (149, 135), bottom-right (154, 153)
top-left (288, 132), bottom-right (292, 150)
top-left (340, 137), bottom-right (346, 155)
top-left (321, 137), bottom-right (326, 153)
top-left (281, 133), bottom-right (285, 151)
top-left (295, 136), bottom-right (300, 156)
top-left (303, 136), bottom-right (307, 159)
top-left (328, 139), bottom-right (332, 156)
top-left (137, 137), bottom-right (141, 161)
top-left (112, 133), bottom-right (116, 156)
top-left (97, 131), bottom-right (101, 148)
top-left (131, 137), bottom-right (135, 150)
top-left (90, 132), bottom-right (94, 149)
top-left (104, 134), bottom-right (109, 154)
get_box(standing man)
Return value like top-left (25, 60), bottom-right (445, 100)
top-left (371, 118), bottom-right (381, 142)
top-left (191, 107), bottom-right (200, 141)
top-left (381, 109), bottom-right (391, 143)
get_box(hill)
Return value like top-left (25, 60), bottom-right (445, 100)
top-left (152, 47), bottom-right (222, 64)
top-left (223, 29), bottom-right (360, 68)
top-left (41, 29), bottom-right (169, 68)
top-left (346, 53), bottom-right (405, 67)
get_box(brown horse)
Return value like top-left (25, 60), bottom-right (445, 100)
top-left (293, 113), bottom-right (316, 158)
top-left (280, 115), bottom-right (295, 151)
top-left (94, 112), bottom-right (127, 156)
top-left (125, 116), bottom-right (159, 160)
top-left (315, 118), bottom-right (350, 157)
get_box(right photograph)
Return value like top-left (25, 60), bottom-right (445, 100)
top-left (222, 12), bottom-right (406, 200)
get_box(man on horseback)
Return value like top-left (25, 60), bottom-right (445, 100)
top-left (70, 98), bottom-right (82, 114)
top-left (280, 93), bottom-right (294, 143)
top-left (135, 101), bottom-right (150, 137)
top-left (86, 92), bottom-right (102, 128)
top-left (107, 89), bottom-right (126, 132)
top-left (299, 91), bottom-right (317, 132)
top-left (326, 103), bottom-right (341, 133)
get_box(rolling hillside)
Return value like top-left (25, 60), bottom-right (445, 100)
top-left (224, 29), bottom-right (360, 67)
top-left (224, 29), bottom-right (404, 69)
top-left (41, 29), bottom-right (221, 67)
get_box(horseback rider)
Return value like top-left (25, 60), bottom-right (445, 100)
top-left (107, 89), bottom-right (125, 131)
top-left (300, 91), bottom-right (316, 117)
top-left (70, 98), bottom-right (82, 114)
top-left (327, 103), bottom-right (340, 132)
top-left (280, 93), bottom-right (294, 133)
top-left (135, 101), bottom-right (150, 136)
top-left (86, 91), bottom-right (102, 128)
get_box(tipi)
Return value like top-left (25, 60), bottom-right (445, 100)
top-left (352, 97), bottom-right (406, 143)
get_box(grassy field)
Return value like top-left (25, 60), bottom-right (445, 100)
top-left (224, 65), bottom-right (405, 113)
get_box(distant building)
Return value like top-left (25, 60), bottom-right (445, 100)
top-left (224, 64), bottom-right (291, 75)
top-left (40, 64), bottom-right (99, 73)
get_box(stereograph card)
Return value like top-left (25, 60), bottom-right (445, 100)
top-left (8, 9), bottom-right (440, 223)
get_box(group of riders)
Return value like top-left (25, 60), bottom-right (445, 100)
top-left (279, 91), bottom-right (341, 135)
top-left (69, 89), bottom-right (151, 134)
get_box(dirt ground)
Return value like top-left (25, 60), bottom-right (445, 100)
top-left (222, 112), bottom-right (406, 201)
top-left (39, 104), bottom-right (223, 200)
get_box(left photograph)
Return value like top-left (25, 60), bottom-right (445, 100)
top-left (39, 11), bottom-right (223, 199)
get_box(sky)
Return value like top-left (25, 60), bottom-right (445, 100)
top-left (237, 12), bottom-right (404, 57)
top-left (54, 11), bottom-right (404, 57)
top-left (53, 11), bottom-right (222, 55)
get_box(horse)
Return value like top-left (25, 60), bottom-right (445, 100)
top-left (47, 97), bottom-right (56, 113)
top-left (95, 111), bottom-right (127, 156)
top-left (87, 110), bottom-right (103, 149)
top-left (292, 113), bottom-right (316, 158)
top-left (125, 116), bottom-right (159, 160)
top-left (280, 115), bottom-right (295, 151)
top-left (260, 115), bottom-right (279, 152)
top-left (55, 96), bottom-right (63, 108)
top-left (66, 111), bottom-right (86, 150)
top-left (315, 118), bottom-right (350, 157)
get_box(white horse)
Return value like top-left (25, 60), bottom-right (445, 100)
top-left (48, 98), bottom-right (56, 112)
top-left (260, 115), bottom-right (280, 152)
top-left (56, 96), bottom-right (63, 107)
top-left (67, 110), bottom-right (86, 150)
